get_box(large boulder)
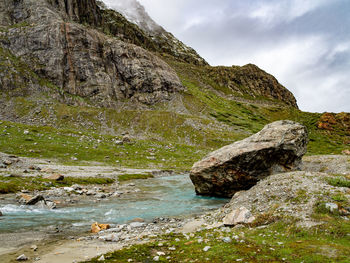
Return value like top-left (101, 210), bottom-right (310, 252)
top-left (190, 120), bottom-right (308, 197)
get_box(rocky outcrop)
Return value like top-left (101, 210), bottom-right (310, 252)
top-left (218, 171), bottom-right (350, 226)
top-left (190, 120), bottom-right (308, 197)
top-left (206, 64), bottom-right (298, 108)
top-left (0, 0), bottom-right (183, 106)
top-left (105, 0), bottom-right (207, 66)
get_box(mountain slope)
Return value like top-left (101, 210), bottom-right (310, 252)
top-left (0, 0), bottom-right (349, 168)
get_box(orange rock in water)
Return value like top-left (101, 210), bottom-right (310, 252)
top-left (91, 222), bottom-right (110, 233)
top-left (20, 194), bottom-right (33, 202)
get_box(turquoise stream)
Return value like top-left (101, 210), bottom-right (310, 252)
top-left (0, 175), bottom-right (228, 233)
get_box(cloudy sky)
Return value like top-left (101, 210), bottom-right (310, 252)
top-left (104, 0), bottom-right (350, 113)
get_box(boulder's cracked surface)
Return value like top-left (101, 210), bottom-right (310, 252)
top-left (190, 120), bottom-right (308, 197)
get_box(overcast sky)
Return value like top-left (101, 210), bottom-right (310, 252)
top-left (104, 0), bottom-right (350, 113)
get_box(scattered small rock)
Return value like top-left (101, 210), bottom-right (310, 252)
top-left (203, 246), bottom-right (211, 252)
top-left (129, 222), bottom-right (145, 228)
top-left (45, 174), bottom-right (64, 181)
top-left (98, 255), bottom-right (105, 261)
top-left (222, 237), bottom-right (232, 243)
top-left (31, 245), bottom-right (38, 251)
top-left (95, 193), bottom-right (107, 199)
top-left (342, 149), bottom-right (350, 155)
top-left (223, 207), bottom-right (255, 226)
top-left (0, 210), bottom-right (3, 216)
top-left (91, 222), bottom-right (110, 233)
top-left (115, 140), bottom-right (123, 145)
top-left (122, 135), bottom-right (131, 143)
top-left (325, 203), bottom-right (338, 213)
top-left (153, 256), bottom-right (160, 261)
top-left (16, 254), bottom-right (28, 261)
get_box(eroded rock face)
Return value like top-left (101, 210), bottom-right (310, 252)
top-left (0, 0), bottom-right (183, 106)
top-left (190, 120), bottom-right (308, 197)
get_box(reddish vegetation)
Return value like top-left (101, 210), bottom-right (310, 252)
top-left (317, 112), bottom-right (350, 132)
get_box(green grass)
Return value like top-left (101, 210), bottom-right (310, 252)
top-left (85, 218), bottom-right (350, 263)
top-left (118, 173), bottom-right (154, 182)
top-left (0, 175), bottom-right (114, 194)
top-left (327, 176), bottom-right (350, 188)
top-left (0, 120), bottom-right (214, 170)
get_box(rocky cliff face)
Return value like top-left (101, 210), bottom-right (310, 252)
top-left (0, 0), bottom-right (298, 110)
top-left (104, 0), bottom-right (207, 66)
top-left (206, 64), bottom-right (298, 108)
top-left (0, 0), bottom-right (183, 106)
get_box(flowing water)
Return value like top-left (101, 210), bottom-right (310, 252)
top-left (0, 175), bottom-right (228, 233)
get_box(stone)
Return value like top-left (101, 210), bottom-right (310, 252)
top-left (222, 237), bottom-right (232, 243)
top-left (3, 160), bottom-right (12, 165)
top-left (153, 256), bottom-right (160, 261)
top-left (95, 193), bottom-right (107, 199)
top-left (18, 194), bottom-right (33, 204)
top-left (16, 254), bottom-right (28, 261)
top-left (203, 246), bottom-right (211, 252)
top-left (31, 245), bottom-right (38, 251)
top-left (122, 135), bottom-right (131, 143)
top-left (223, 207), bottom-right (256, 226)
top-left (115, 140), bottom-right (123, 145)
top-left (91, 222), bottom-right (110, 233)
top-left (72, 184), bottom-right (82, 190)
top-left (156, 252), bottom-right (165, 256)
top-left (129, 222), bottom-right (145, 228)
top-left (98, 255), bottom-right (105, 261)
top-left (99, 234), bottom-right (120, 242)
top-left (26, 195), bottom-right (45, 205)
top-left (0, 210), bottom-right (3, 216)
top-left (45, 174), bottom-right (64, 181)
top-left (325, 203), bottom-right (338, 213)
top-left (190, 120), bottom-right (308, 197)
top-left (342, 150), bottom-right (350, 155)
top-left (64, 187), bottom-right (75, 192)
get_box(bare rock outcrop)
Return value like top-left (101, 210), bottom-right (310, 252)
top-left (0, 0), bottom-right (183, 106)
top-left (190, 120), bottom-right (308, 197)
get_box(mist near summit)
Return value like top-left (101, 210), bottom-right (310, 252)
top-left (103, 0), bottom-right (350, 113)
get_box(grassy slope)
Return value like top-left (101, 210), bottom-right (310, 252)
top-left (0, 51), bottom-right (349, 169)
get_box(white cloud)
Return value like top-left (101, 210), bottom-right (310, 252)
top-left (250, 0), bottom-right (330, 25)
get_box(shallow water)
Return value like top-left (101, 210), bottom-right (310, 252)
top-left (0, 175), bottom-right (228, 233)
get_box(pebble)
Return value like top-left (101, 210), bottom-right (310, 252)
top-left (153, 256), bottom-right (160, 261)
top-left (31, 245), bottom-right (38, 251)
top-left (222, 237), bottom-right (232, 243)
top-left (156, 252), bottom-right (165, 256)
top-left (203, 246), bottom-right (211, 252)
top-left (325, 203), bottom-right (338, 212)
top-left (16, 254), bottom-right (28, 261)
top-left (168, 247), bottom-right (176, 251)
top-left (98, 255), bottom-right (105, 261)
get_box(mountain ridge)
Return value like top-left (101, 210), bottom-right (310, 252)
top-left (0, 0), bottom-right (348, 162)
